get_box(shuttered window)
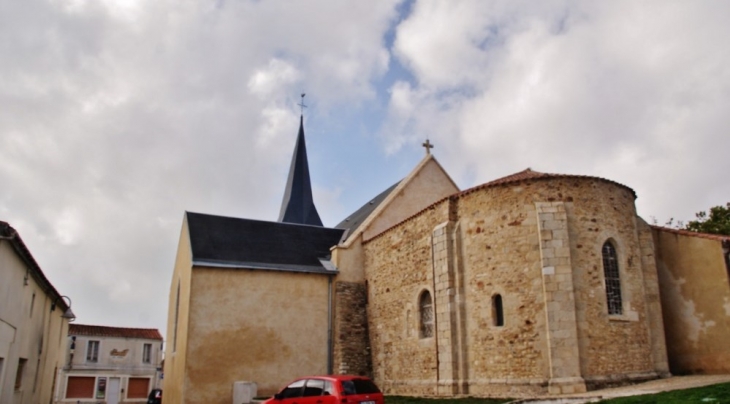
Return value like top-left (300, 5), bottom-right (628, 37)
top-left (127, 377), bottom-right (150, 398)
top-left (66, 376), bottom-right (95, 398)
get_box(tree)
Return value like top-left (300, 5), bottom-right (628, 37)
top-left (685, 202), bottom-right (730, 236)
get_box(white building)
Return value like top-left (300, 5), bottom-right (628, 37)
top-left (56, 324), bottom-right (163, 404)
top-left (0, 220), bottom-right (75, 404)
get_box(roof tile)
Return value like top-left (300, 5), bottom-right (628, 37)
top-left (69, 324), bottom-right (163, 340)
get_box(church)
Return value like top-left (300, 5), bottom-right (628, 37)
top-left (163, 114), bottom-right (730, 404)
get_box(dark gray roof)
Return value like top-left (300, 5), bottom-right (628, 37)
top-left (186, 212), bottom-right (344, 274)
top-left (335, 181), bottom-right (400, 234)
top-left (278, 116), bottom-right (323, 226)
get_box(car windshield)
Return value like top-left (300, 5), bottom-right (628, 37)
top-left (341, 379), bottom-right (381, 395)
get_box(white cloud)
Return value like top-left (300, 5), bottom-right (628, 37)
top-left (385, 1), bottom-right (730, 223)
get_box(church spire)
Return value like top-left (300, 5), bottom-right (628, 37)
top-left (278, 111), bottom-right (323, 226)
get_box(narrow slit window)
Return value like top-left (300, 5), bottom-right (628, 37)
top-left (419, 291), bottom-right (434, 338)
top-left (493, 294), bottom-right (504, 326)
top-left (602, 241), bottom-right (623, 315)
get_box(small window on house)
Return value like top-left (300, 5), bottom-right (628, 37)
top-left (87, 340), bottom-right (100, 363)
top-left (492, 294), bottom-right (504, 327)
top-left (602, 241), bottom-right (623, 315)
top-left (142, 343), bottom-right (152, 364)
top-left (30, 293), bottom-right (35, 317)
top-left (419, 290), bottom-right (434, 338)
top-left (14, 358), bottom-right (27, 390)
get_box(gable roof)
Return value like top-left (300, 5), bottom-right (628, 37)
top-left (278, 115), bottom-right (323, 226)
top-left (69, 324), bottom-right (163, 340)
top-left (0, 221), bottom-right (70, 313)
top-left (186, 211), bottom-right (345, 274)
top-left (335, 181), bottom-right (400, 234)
top-left (336, 154), bottom-right (459, 246)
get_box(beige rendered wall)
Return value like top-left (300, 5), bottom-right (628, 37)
top-left (0, 240), bottom-right (69, 404)
top-left (185, 268), bottom-right (332, 403)
top-left (162, 217), bottom-right (194, 404)
top-left (653, 228), bottom-right (730, 374)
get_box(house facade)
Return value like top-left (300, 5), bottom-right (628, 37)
top-left (55, 324), bottom-right (163, 404)
top-left (0, 220), bottom-right (74, 404)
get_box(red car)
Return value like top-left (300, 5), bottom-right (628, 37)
top-left (263, 375), bottom-right (384, 404)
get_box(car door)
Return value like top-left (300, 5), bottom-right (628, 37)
top-left (277, 379), bottom-right (305, 404)
top-left (299, 379), bottom-right (336, 404)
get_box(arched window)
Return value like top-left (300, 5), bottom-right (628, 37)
top-left (492, 294), bottom-right (504, 326)
top-left (419, 291), bottom-right (434, 338)
top-left (602, 241), bottom-right (623, 315)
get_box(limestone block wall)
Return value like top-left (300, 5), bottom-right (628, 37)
top-left (363, 203), bottom-right (450, 395)
top-left (456, 188), bottom-right (550, 397)
top-left (333, 281), bottom-right (372, 377)
top-left (361, 175), bottom-right (664, 397)
top-left (562, 179), bottom-right (656, 383)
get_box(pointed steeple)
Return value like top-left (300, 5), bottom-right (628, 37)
top-left (278, 115), bottom-right (323, 226)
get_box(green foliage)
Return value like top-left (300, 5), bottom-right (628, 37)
top-left (597, 381), bottom-right (730, 403)
top-left (685, 202), bottom-right (730, 236)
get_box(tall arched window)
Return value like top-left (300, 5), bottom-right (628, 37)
top-left (419, 291), bottom-right (434, 338)
top-left (602, 241), bottom-right (623, 315)
top-left (492, 294), bottom-right (504, 326)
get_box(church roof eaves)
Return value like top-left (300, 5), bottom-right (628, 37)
top-left (455, 168), bottom-right (637, 200)
top-left (650, 225), bottom-right (730, 242)
top-left (186, 211), bottom-right (344, 273)
top-left (192, 258), bottom-right (338, 275)
top-left (363, 168), bottom-right (638, 244)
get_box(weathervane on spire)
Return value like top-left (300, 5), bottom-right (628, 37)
top-left (422, 139), bottom-right (434, 155)
top-left (298, 93), bottom-right (307, 116)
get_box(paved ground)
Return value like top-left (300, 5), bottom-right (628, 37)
top-left (509, 374), bottom-right (730, 403)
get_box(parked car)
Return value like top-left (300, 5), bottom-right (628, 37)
top-left (263, 375), bottom-right (383, 404)
top-left (147, 388), bottom-right (162, 404)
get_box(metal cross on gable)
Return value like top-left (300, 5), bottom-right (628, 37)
top-left (298, 93), bottom-right (307, 115)
top-left (422, 139), bottom-right (434, 154)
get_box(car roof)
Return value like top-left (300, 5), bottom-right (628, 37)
top-left (293, 375), bottom-right (372, 382)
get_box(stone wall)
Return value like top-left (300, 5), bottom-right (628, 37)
top-left (361, 175), bottom-right (666, 397)
top-left (333, 281), bottom-right (372, 377)
top-left (363, 203), bottom-right (450, 395)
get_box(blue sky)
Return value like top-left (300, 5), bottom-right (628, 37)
top-left (2, 0), bottom-right (729, 335)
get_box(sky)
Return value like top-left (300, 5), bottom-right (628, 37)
top-left (2, 0), bottom-right (729, 338)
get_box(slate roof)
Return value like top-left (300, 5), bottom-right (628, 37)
top-left (278, 116), bottom-right (323, 226)
top-left (69, 324), bottom-right (163, 340)
top-left (187, 211), bottom-right (345, 274)
top-left (0, 221), bottom-right (70, 313)
top-left (335, 181), bottom-right (400, 234)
